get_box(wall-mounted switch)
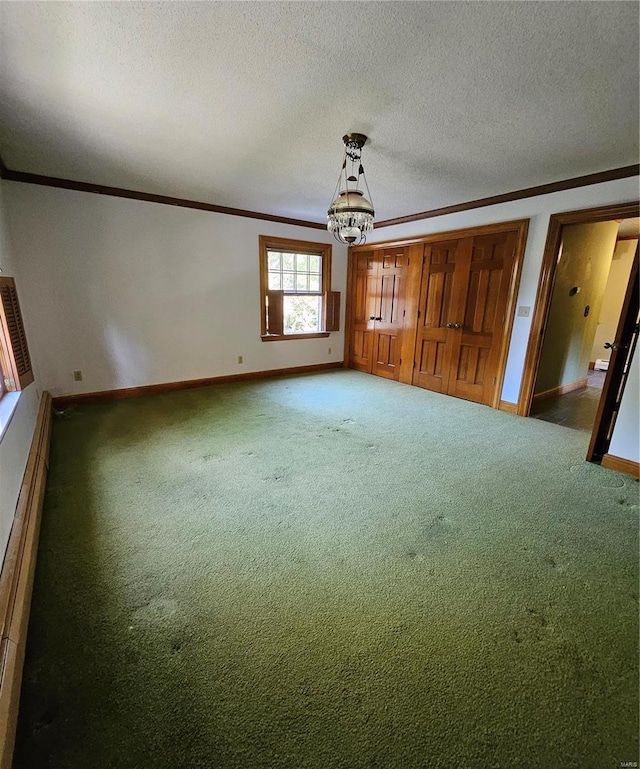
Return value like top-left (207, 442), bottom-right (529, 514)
top-left (73, 370), bottom-right (83, 381)
top-left (237, 355), bottom-right (243, 364)
top-left (517, 306), bottom-right (530, 317)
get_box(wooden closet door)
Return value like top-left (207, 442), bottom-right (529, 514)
top-left (371, 248), bottom-right (407, 380)
top-left (412, 238), bottom-right (472, 392)
top-left (447, 231), bottom-right (518, 404)
top-left (349, 252), bottom-right (378, 372)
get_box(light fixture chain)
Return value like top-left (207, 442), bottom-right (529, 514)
top-left (327, 132), bottom-right (374, 246)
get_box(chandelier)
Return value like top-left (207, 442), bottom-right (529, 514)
top-left (327, 133), bottom-right (375, 246)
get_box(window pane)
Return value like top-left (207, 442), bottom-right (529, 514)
top-left (261, 239), bottom-right (328, 338)
top-left (268, 251), bottom-right (281, 270)
top-left (268, 272), bottom-right (282, 290)
top-left (284, 295), bottom-right (322, 334)
top-left (282, 253), bottom-right (295, 271)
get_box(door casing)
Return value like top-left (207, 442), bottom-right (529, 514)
top-left (517, 201), bottom-right (640, 416)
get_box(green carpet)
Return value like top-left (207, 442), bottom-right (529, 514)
top-left (14, 370), bottom-right (639, 769)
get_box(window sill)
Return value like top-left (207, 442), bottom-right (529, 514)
top-left (261, 332), bottom-right (331, 342)
top-left (0, 392), bottom-right (21, 444)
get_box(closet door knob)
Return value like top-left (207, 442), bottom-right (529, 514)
top-left (446, 322), bottom-right (454, 328)
top-left (369, 316), bottom-right (376, 321)
top-left (453, 322), bottom-right (463, 329)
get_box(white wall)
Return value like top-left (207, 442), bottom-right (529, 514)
top-left (608, 348), bottom-right (639, 464)
top-left (0, 181), bottom-right (41, 561)
top-left (2, 174), bottom-right (638, 466)
top-left (369, 176), bottom-right (639, 404)
top-left (2, 182), bottom-right (348, 397)
top-left (535, 221), bottom-right (618, 393)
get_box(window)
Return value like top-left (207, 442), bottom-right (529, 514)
top-left (0, 276), bottom-right (34, 398)
top-left (259, 236), bottom-right (339, 340)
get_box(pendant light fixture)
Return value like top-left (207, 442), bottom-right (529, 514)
top-left (327, 133), bottom-right (375, 246)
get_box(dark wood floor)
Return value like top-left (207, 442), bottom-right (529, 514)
top-left (530, 370), bottom-right (606, 431)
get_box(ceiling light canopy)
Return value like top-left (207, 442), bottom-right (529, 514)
top-left (327, 133), bottom-right (375, 246)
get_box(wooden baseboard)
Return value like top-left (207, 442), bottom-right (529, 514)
top-left (0, 391), bottom-right (52, 769)
top-left (533, 377), bottom-right (588, 402)
top-left (52, 362), bottom-right (344, 407)
top-left (499, 400), bottom-right (517, 414)
top-left (601, 453), bottom-right (640, 479)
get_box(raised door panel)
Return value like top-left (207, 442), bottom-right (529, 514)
top-left (372, 331), bottom-right (400, 380)
top-left (349, 253), bottom-right (378, 372)
top-left (447, 232), bottom-right (517, 404)
top-left (412, 239), bottom-right (466, 392)
top-left (371, 248), bottom-right (407, 379)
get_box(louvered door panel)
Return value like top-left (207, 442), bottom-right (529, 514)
top-left (0, 277), bottom-right (34, 390)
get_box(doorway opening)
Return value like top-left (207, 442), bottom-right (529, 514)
top-left (518, 201), bottom-right (639, 464)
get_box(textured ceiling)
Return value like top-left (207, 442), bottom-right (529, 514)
top-left (0, 1), bottom-right (638, 223)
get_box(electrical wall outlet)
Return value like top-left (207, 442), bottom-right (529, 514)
top-left (73, 370), bottom-right (83, 381)
top-left (237, 355), bottom-right (243, 364)
top-left (328, 347), bottom-right (332, 355)
top-left (517, 306), bottom-right (530, 317)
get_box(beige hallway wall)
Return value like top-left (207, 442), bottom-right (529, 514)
top-left (535, 220), bottom-right (618, 394)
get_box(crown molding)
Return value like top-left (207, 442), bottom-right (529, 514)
top-left (0, 161), bottom-right (326, 230)
top-left (1, 155), bottom-right (637, 231)
top-left (374, 164), bottom-right (640, 228)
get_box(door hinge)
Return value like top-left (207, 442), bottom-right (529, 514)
top-left (417, 310), bottom-right (421, 318)
top-left (493, 377), bottom-right (497, 385)
top-left (403, 310), bottom-right (405, 317)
